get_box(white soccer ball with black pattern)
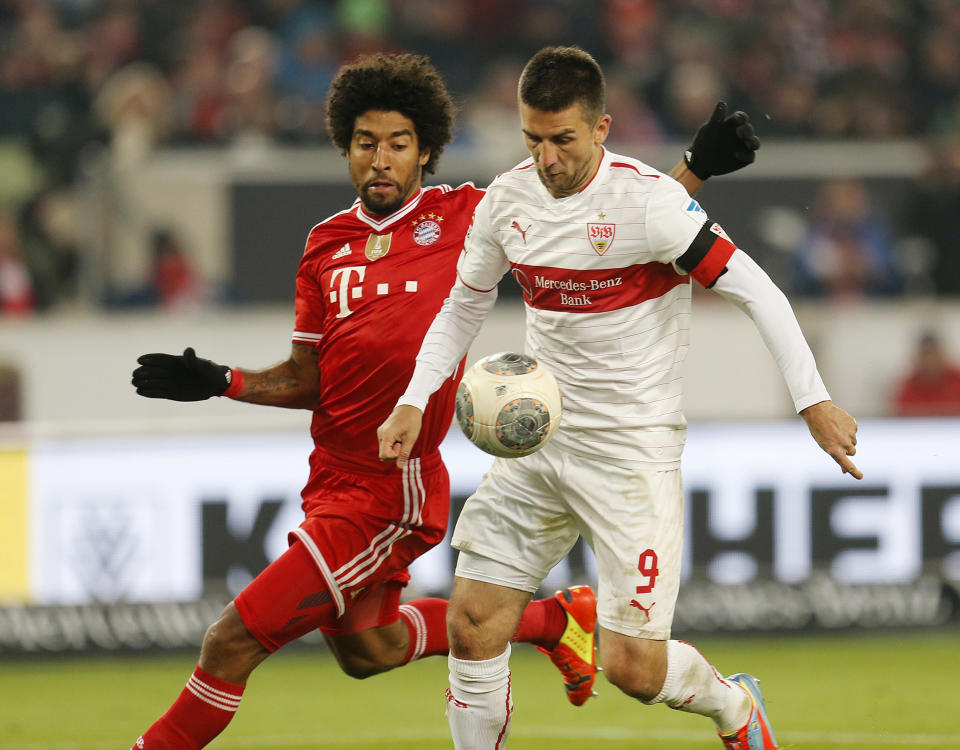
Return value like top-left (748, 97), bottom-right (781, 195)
top-left (455, 352), bottom-right (562, 458)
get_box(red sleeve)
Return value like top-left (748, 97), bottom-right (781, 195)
top-left (293, 239), bottom-right (325, 346)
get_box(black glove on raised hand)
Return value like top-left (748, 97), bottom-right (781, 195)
top-left (132, 347), bottom-right (232, 401)
top-left (683, 101), bottom-right (760, 180)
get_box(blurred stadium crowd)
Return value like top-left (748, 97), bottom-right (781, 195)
top-left (1, 0), bottom-right (960, 318)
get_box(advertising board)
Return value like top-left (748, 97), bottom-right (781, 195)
top-left (1, 419), bottom-right (957, 652)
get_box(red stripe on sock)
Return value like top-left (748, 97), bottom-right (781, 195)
top-left (495, 671), bottom-right (513, 750)
top-left (399, 598), bottom-right (449, 663)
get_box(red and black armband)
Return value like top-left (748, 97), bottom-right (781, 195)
top-left (676, 222), bottom-right (738, 288)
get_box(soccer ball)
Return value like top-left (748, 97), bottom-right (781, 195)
top-left (455, 352), bottom-right (562, 458)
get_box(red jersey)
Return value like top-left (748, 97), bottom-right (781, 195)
top-left (294, 183), bottom-right (484, 473)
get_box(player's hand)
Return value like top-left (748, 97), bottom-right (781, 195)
top-left (800, 400), bottom-right (863, 480)
top-left (132, 347), bottom-right (232, 401)
top-left (377, 405), bottom-right (424, 469)
top-left (683, 101), bottom-right (760, 180)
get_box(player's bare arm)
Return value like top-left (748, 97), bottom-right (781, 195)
top-left (800, 400), bottom-right (863, 479)
top-left (668, 160), bottom-right (706, 195)
top-left (377, 404), bottom-right (423, 468)
top-left (669, 100), bottom-right (760, 196)
top-left (230, 343), bottom-right (320, 408)
top-left (132, 343), bottom-right (320, 409)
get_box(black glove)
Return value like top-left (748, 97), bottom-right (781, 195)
top-left (683, 101), bottom-right (760, 180)
top-left (132, 347), bottom-right (232, 401)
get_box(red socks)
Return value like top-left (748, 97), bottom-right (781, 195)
top-left (133, 596), bottom-right (569, 748)
top-left (512, 595), bottom-right (567, 651)
top-left (398, 594), bottom-right (568, 665)
top-left (132, 666), bottom-right (244, 750)
top-left (399, 597), bottom-right (449, 662)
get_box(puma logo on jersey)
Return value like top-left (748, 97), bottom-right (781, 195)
top-left (331, 243), bottom-right (351, 260)
top-left (630, 599), bottom-right (655, 620)
top-left (511, 220), bottom-right (531, 243)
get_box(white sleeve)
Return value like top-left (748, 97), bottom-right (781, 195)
top-left (396, 280), bottom-right (498, 410)
top-left (711, 249), bottom-right (831, 413)
top-left (455, 190), bottom-right (511, 291)
top-left (645, 175), bottom-right (708, 265)
top-left (396, 192), bottom-right (507, 411)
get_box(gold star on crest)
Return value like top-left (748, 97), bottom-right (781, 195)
top-left (411, 213), bottom-right (444, 225)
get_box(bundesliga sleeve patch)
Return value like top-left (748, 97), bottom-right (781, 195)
top-left (676, 222), bottom-right (737, 288)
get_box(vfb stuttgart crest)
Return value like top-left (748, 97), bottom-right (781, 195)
top-left (587, 222), bottom-right (615, 255)
top-left (411, 212), bottom-right (444, 246)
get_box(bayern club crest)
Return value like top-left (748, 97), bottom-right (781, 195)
top-left (411, 213), bottom-right (444, 246)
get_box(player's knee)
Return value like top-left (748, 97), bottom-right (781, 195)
top-left (446, 602), bottom-right (477, 648)
top-left (446, 602), bottom-right (499, 659)
top-left (599, 635), bottom-right (667, 702)
top-left (201, 604), bottom-right (268, 676)
top-left (602, 659), bottom-right (662, 701)
top-left (204, 612), bottom-right (246, 653)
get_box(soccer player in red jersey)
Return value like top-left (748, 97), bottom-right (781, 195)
top-left (130, 52), bottom-right (759, 748)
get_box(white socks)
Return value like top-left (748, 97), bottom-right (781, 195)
top-left (647, 639), bottom-right (750, 735)
top-left (445, 639), bottom-right (749, 746)
top-left (446, 645), bottom-right (513, 750)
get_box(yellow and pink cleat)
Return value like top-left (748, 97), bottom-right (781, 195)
top-left (537, 585), bottom-right (599, 706)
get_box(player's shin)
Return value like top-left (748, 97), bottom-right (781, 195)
top-left (446, 645), bottom-right (514, 750)
top-left (645, 639), bottom-right (750, 735)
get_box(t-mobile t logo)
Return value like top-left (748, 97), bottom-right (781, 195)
top-left (330, 266), bottom-right (365, 318)
top-left (329, 265), bottom-right (420, 318)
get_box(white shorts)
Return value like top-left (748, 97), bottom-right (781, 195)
top-left (452, 440), bottom-right (684, 639)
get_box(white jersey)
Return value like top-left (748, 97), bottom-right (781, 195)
top-left (400, 147), bottom-right (830, 466)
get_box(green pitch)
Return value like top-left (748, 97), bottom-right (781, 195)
top-left (2, 631), bottom-right (958, 749)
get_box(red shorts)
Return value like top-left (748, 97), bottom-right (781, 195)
top-left (234, 456), bottom-right (449, 651)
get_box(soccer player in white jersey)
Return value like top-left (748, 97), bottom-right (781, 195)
top-left (378, 46), bottom-right (862, 750)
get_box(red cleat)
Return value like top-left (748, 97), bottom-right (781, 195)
top-left (537, 585), bottom-right (598, 706)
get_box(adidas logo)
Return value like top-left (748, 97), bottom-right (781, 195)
top-left (332, 244), bottom-right (351, 260)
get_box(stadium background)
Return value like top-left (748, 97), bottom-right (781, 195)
top-left (0, 1), bottom-right (959, 747)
